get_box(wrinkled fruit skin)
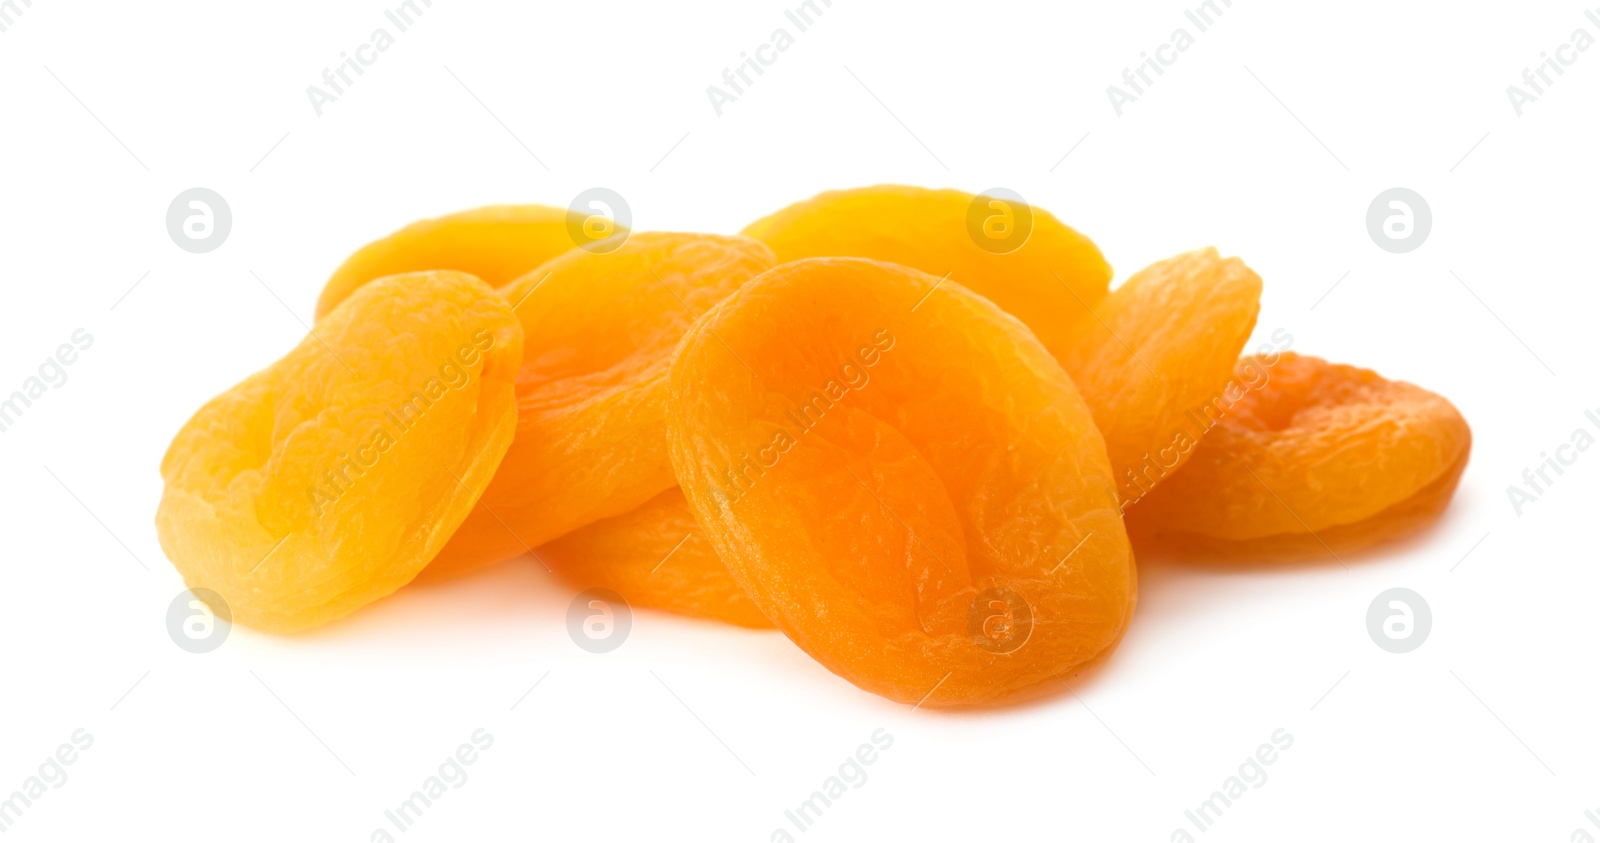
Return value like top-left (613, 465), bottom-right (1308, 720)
top-left (1128, 353), bottom-right (1471, 559)
top-left (540, 487), bottom-right (773, 629)
top-left (740, 184), bottom-right (1111, 363)
top-left (315, 205), bottom-right (594, 320)
top-left (667, 257), bottom-right (1136, 708)
top-left (157, 272), bottom-right (523, 633)
top-left (1060, 248), bottom-right (1262, 505)
top-left (422, 233), bottom-right (776, 582)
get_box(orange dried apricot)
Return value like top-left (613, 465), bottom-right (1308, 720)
top-left (157, 272), bottom-right (523, 633)
top-left (740, 185), bottom-right (1111, 361)
top-left (421, 232), bottom-right (776, 581)
top-left (315, 205), bottom-right (598, 319)
top-left (540, 488), bottom-right (772, 629)
top-left (667, 257), bottom-right (1136, 707)
top-left (1127, 353), bottom-right (1471, 558)
top-left (1059, 248), bottom-right (1262, 504)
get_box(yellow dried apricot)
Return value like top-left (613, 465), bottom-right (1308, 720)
top-left (1059, 248), bottom-right (1261, 504)
top-left (1127, 353), bottom-right (1471, 558)
top-left (740, 185), bottom-right (1111, 361)
top-left (157, 271), bottom-right (523, 632)
top-left (421, 232), bottom-right (776, 581)
top-left (667, 257), bottom-right (1135, 707)
top-left (540, 488), bottom-right (772, 629)
top-left (315, 205), bottom-right (597, 319)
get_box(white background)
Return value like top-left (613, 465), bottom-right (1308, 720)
top-left (1, 0), bottom-right (1597, 840)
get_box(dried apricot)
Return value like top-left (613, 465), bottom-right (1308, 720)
top-left (157, 271), bottom-right (523, 632)
top-left (1127, 353), bottom-right (1471, 558)
top-left (667, 257), bottom-right (1135, 707)
top-left (1059, 248), bottom-right (1261, 504)
top-left (540, 488), bottom-right (772, 629)
top-left (740, 185), bottom-right (1111, 361)
top-left (421, 232), bottom-right (776, 581)
top-left (315, 205), bottom-right (596, 319)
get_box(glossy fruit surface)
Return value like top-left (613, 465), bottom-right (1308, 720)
top-left (422, 233), bottom-right (776, 581)
top-left (158, 271), bottom-right (523, 632)
top-left (1060, 248), bottom-right (1261, 503)
top-left (1129, 353), bottom-right (1471, 558)
top-left (741, 185), bottom-right (1111, 362)
top-left (541, 487), bottom-right (772, 628)
top-left (668, 257), bottom-right (1135, 707)
top-left (316, 205), bottom-right (589, 319)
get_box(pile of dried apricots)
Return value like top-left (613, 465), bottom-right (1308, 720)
top-left (157, 186), bottom-right (1471, 708)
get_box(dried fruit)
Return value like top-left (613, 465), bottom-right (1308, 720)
top-left (315, 205), bottom-right (594, 319)
top-left (157, 272), bottom-right (523, 633)
top-left (740, 185), bottom-right (1111, 362)
top-left (541, 488), bottom-right (772, 629)
top-left (153, 180), bottom-right (1476, 716)
top-left (421, 232), bottom-right (776, 581)
top-left (667, 257), bottom-right (1135, 707)
top-left (1127, 353), bottom-right (1471, 558)
top-left (1059, 248), bottom-right (1262, 504)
